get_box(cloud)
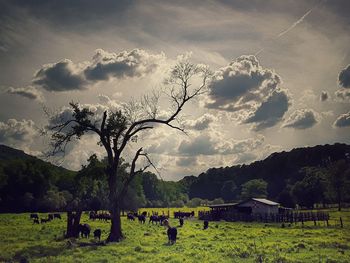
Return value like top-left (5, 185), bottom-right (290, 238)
top-left (178, 134), bottom-right (217, 156)
top-left (184, 114), bottom-right (217, 131)
top-left (338, 64), bottom-right (350, 89)
top-left (282, 109), bottom-right (320, 129)
top-left (84, 49), bottom-right (165, 81)
top-left (320, 91), bottom-right (328, 101)
top-left (335, 88), bottom-right (350, 101)
top-left (0, 118), bottom-right (38, 150)
top-left (33, 59), bottom-right (87, 91)
top-left (176, 156), bottom-right (198, 167)
top-left (206, 55), bottom-right (291, 130)
top-left (32, 49), bottom-right (165, 92)
top-left (178, 132), bottom-right (265, 156)
top-left (333, 111), bottom-right (350, 128)
top-left (220, 136), bottom-right (265, 155)
top-left (234, 152), bottom-right (258, 164)
top-left (6, 86), bottom-right (44, 101)
top-left (244, 89), bottom-right (291, 131)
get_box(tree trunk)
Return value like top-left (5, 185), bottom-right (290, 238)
top-left (65, 211), bottom-right (82, 238)
top-left (107, 205), bottom-right (124, 242)
top-left (337, 187), bottom-right (342, 211)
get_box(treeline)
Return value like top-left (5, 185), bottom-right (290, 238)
top-left (0, 145), bottom-right (189, 212)
top-left (0, 143), bottom-right (350, 212)
top-left (183, 143), bottom-right (350, 209)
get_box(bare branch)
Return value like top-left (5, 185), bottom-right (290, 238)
top-left (117, 147), bottom-right (148, 199)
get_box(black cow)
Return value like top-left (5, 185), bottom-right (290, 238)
top-left (94, 229), bottom-right (101, 241)
top-left (203, 220), bottom-right (209, 230)
top-left (48, 214), bottom-right (54, 221)
top-left (138, 215), bottom-right (146, 224)
top-left (30, 213), bottom-right (38, 220)
top-left (167, 227), bottom-right (178, 245)
top-left (179, 218), bottom-right (184, 227)
top-left (127, 213), bottom-right (135, 221)
top-left (79, 224), bottom-right (91, 238)
top-left (149, 215), bottom-right (159, 224)
top-left (163, 219), bottom-right (177, 245)
top-left (53, 213), bottom-right (61, 219)
top-left (33, 218), bottom-right (39, 224)
top-left (159, 215), bottom-right (168, 225)
top-left (40, 218), bottom-right (50, 224)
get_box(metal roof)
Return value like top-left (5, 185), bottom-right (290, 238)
top-left (208, 203), bottom-right (238, 208)
top-left (250, 198), bottom-right (279, 206)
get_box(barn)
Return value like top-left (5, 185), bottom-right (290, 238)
top-left (236, 198), bottom-right (279, 215)
top-left (201, 198), bottom-right (280, 221)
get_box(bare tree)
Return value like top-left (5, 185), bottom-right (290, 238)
top-left (47, 61), bottom-right (212, 242)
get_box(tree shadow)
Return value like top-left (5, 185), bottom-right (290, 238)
top-left (12, 240), bottom-right (107, 261)
top-left (13, 244), bottom-right (66, 262)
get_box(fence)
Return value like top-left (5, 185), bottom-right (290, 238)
top-left (198, 210), bottom-right (330, 224)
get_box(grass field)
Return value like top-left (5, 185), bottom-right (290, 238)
top-left (0, 208), bottom-right (349, 263)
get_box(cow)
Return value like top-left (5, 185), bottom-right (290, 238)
top-left (174, 211), bottom-right (194, 219)
top-left (127, 213), bottom-right (135, 221)
top-left (163, 219), bottom-right (177, 245)
top-left (89, 211), bottom-right (96, 220)
top-left (138, 215), bottom-right (146, 224)
top-left (30, 213), bottom-right (38, 220)
top-left (93, 229), bottom-right (101, 241)
top-left (79, 224), bottom-right (91, 238)
top-left (53, 213), bottom-right (61, 219)
top-left (203, 220), bottom-right (209, 230)
top-left (40, 218), bottom-right (50, 224)
top-left (33, 218), bottom-right (39, 224)
top-left (149, 215), bottom-right (159, 224)
top-left (48, 214), bottom-right (54, 221)
top-left (158, 215), bottom-right (168, 225)
top-left (179, 218), bottom-right (184, 227)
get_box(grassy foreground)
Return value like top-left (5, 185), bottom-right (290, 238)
top-left (0, 208), bottom-right (349, 263)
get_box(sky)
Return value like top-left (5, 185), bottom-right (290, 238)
top-left (0, 0), bottom-right (349, 180)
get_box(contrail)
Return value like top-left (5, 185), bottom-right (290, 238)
top-left (254, 3), bottom-right (319, 56)
top-left (276, 8), bottom-right (313, 38)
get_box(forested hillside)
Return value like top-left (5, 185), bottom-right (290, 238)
top-left (0, 143), bottom-right (349, 212)
top-left (184, 143), bottom-right (350, 208)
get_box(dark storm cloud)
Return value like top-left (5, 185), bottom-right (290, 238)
top-left (207, 55), bottom-right (291, 130)
top-left (282, 109), bottom-right (319, 129)
top-left (338, 64), bottom-right (350, 89)
top-left (33, 59), bottom-right (87, 91)
top-left (244, 90), bottom-right (291, 131)
top-left (6, 86), bottom-right (43, 101)
top-left (320, 91), bottom-right (328, 101)
top-left (32, 49), bottom-right (164, 92)
top-left (333, 111), bottom-right (350, 128)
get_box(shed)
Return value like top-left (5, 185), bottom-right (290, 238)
top-left (236, 198), bottom-right (279, 214)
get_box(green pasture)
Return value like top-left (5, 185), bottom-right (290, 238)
top-left (0, 208), bottom-right (349, 263)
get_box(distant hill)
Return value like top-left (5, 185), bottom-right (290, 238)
top-left (180, 143), bottom-right (350, 201)
top-left (0, 144), bottom-right (76, 212)
top-left (0, 144), bottom-right (34, 160)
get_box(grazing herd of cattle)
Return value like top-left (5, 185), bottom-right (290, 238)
top-left (29, 210), bottom-right (208, 244)
top-left (30, 213), bottom-right (61, 224)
